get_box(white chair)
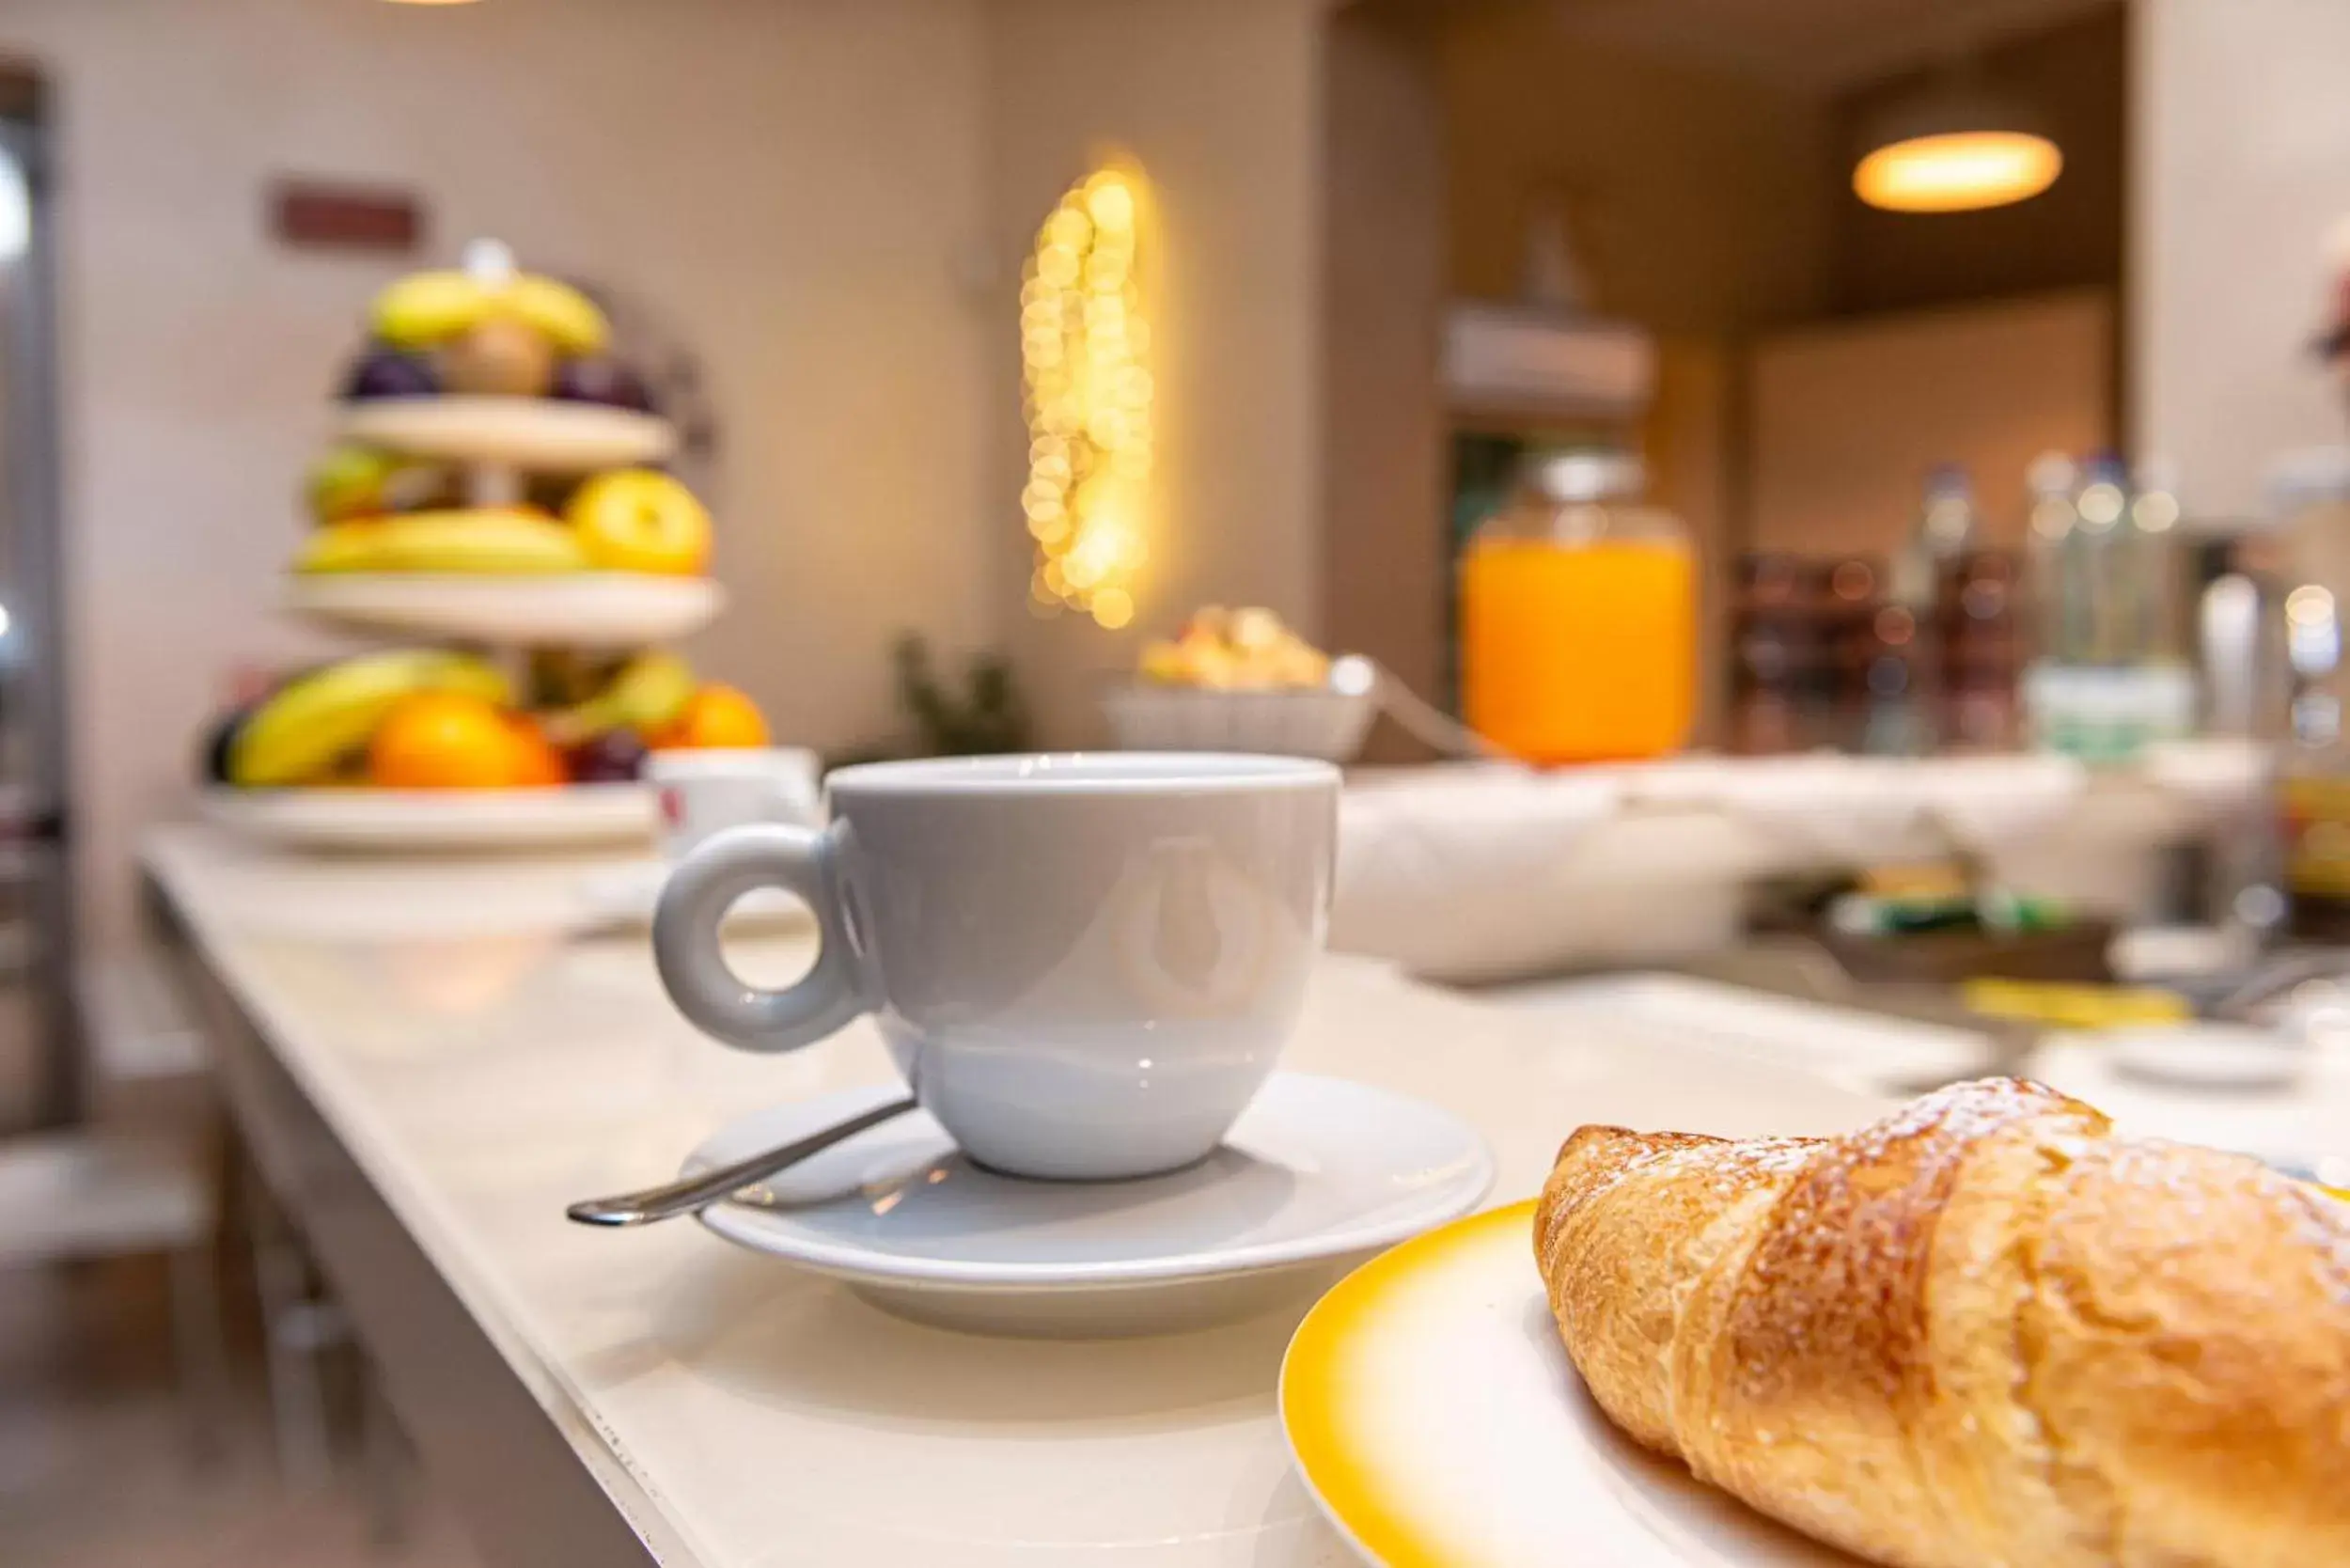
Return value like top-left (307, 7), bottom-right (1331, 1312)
top-left (93, 945), bottom-right (364, 1494)
top-left (0, 954), bottom-right (227, 1451)
top-left (0, 1121), bottom-right (227, 1454)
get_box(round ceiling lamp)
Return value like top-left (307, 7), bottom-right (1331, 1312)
top-left (1853, 71), bottom-right (2061, 214)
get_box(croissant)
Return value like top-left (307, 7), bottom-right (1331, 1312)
top-left (1535, 1077), bottom-right (2350, 1568)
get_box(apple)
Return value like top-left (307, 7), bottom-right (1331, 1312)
top-left (563, 468), bottom-right (711, 575)
top-left (303, 444), bottom-right (451, 525)
top-left (441, 317), bottom-right (556, 398)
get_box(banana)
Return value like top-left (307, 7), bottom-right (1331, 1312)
top-left (369, 270), bottom-right (492, 349)
top-left (295, 509), bottom-right (590, 575)
top-left (503, 274), bottom-right (608, 356)
top-left (368, 268), bottom-right (607, 355)
top-left (229, 650), bottom-right (511, 787)
top-left (545, 651), bottom-right (697, 743)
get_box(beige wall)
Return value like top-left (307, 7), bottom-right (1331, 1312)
top-left (1647, 339), bottom-right (1736, 740)
top-left (2135, 0), bottom-right (2350, 518)
top-left (1322, 4), bottom-right (1447, 757)
top-left (985, 0), bottom-right (1326, 745)
top-left (1750, 290), bottom-right (2114, 557)
top-left (1438, 9), bottom-right (1835, 335)
top-left (2, 0), bottom-right (995, 948)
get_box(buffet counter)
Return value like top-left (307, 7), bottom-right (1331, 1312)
top-left (142, 823), bottom-right (1886, 1568)
top-left (1334, 743), bottom-right (2265, 980)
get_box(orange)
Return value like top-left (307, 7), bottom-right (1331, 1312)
top-left (503, 716), bottom-right (567, 788)
top-left (652, 683), bottom-right (770, 750)
top-left (369, 691), bottom-right (542, 789)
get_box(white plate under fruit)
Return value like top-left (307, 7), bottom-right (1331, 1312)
top-left (1281, 1202), bottom-right (1862, 1567)
top-left (202, 783), bottom-right (654, 852)
top-left (284, 572), bottom-right (723, 647)
top-left (336, 397), bottom-right (677, 470)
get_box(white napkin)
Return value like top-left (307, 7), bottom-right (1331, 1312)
top-left (2138, 738), bottom-right (2271, 819)
top-left (1332, 768), bottom-right (1623, 980)
top-left (1626, 754), bottom-right (2089, 860)
top-left (1910, 753), bottom-right (2088, 848)
top-left (1624, 756), bottom-right (1920, 862)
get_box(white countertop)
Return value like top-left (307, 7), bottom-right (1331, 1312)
top-left (145, 823), bottom-right (1889, 1567)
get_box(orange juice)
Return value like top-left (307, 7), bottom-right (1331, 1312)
top-left (1460, 537), bottom-right (1695, 763)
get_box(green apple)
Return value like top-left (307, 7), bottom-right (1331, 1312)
top-left (305, 444), bottom-right (401, 525)
top-left (303, 444), bottom-right (446, 525)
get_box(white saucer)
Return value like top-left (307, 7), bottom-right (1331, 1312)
top-left (687, 1074), bottom-right (1495, 1337)
top-left (575, 860), bottom-right (810, 933)
top-left (2106, 1023), bottom-right (2310, 1091)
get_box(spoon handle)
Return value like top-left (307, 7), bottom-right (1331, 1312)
top-left (567, 1095), bottom-right (917, 1228)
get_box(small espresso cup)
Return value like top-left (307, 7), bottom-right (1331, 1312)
top-left (649, 748), bottom-right (822, 862)
top-left (651, 753), bottom-right (1339, 1180)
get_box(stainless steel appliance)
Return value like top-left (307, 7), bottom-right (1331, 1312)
top-left (0, 74), bottom-right (80, 1129)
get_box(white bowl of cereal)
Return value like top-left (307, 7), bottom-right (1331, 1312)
top-left (1102, 608), bottom-right (1377, 763)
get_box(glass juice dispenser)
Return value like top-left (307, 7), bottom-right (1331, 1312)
top-left (1459, 447), bottom-right (1695, 763)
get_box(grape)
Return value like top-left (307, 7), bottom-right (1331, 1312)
top-left (564, 729), bottom-right (648, 784)
top-left (341, 348), bottom-right (439, 401)
top-left (551, 356), bottom-right (655, 413)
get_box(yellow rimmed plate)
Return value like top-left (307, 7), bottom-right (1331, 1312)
top-left (1279, 1201), bottom-right (1864, 1567)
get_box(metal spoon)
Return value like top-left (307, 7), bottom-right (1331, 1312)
top-left (566, 1095), bottom-right (916, 1227)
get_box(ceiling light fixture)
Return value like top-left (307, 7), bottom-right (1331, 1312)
top-left (1853, 68), bottom-right (2061, 214)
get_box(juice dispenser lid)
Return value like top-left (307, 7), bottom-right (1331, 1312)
top-left (1530, 448), bottom-right (1643, 504)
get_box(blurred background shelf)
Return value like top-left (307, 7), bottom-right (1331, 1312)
top-left (333, 397), bottom-right (676, 470)
top-left (282, 572), bottom-right (723, 648)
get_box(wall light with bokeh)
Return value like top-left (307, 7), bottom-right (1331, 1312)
top-left (1021, 165), bottom-right (1152, 631)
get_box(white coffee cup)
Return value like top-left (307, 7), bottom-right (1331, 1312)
top-left (648, 748), bottom-right (822, 862)
top-left (652, 753), bottom-right (1340, 1180)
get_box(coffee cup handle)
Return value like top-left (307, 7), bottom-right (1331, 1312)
top-left (652, 823), bottom-right (871, 1052)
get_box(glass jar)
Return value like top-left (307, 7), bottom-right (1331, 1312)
top-left (1459, 448), bottom-right (1695, 763)
top-left (2268, 450), bottom-right (2350, 938)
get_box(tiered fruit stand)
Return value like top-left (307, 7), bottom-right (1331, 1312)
top-left (282, 400), bottom-right (724, 649)
top-left (201, 249), bottom-right (757, 852)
